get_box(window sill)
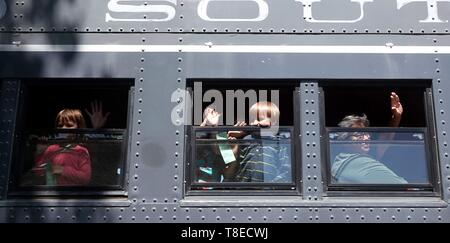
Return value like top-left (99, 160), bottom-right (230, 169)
top-left (181, 196), bottom-right (304, 207)
top-left (181, 196), bottom-right (447, 208)
top-left (321, 197), bottom-right (447, 207)
top-left (0, 198), bottom-right (132, 207)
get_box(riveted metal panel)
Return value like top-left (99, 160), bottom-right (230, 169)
top-left (0, 32), bottom-right (449, 223)
top-left (130, 52), bottom-right (184, 203)
top-left (0, 0), bottom-right (449, 34)
top-left (176, 33), bottom-right (442, 46)
top-left (300, 82), bottom-right (322, 200)
top-left (433, 41), bottom-right (450, 202)
top-left (0, 80), bottom-right (19, 200)
top-left (0, 50), bottom-right (142, 222)
top-left (182, 52), bottom-right (436, 80)
top-left (176, 38), bottom-right (448, 223)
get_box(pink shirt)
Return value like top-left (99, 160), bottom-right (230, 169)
top-left (35, 144), bottom-right (91, 185)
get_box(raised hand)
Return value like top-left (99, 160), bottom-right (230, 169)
top-left (390, 92), bottom-right (403, 127)
top-left (201, 107), bottom-right (221, 126)
top-left (390, 92), bottom-right (403, 118)
top-left (85, 100), bottom-right (110, 129)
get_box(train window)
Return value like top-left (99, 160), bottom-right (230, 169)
top-left (8, 79), bottom-right (133, 196)
top-left (328, 129), bottom-right (430, 184)
top-left (185, 80), bottom-right (299, 194)
top-left (321, 81), bottom-right (439, 194)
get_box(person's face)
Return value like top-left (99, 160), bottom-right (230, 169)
top-left (350, 123), bottom-right (370, 153)
top-left (57, 120), bottom-right (78, 129)
top-left (250, 113), bottom-right (272, 127)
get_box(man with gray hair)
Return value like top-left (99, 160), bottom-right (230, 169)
top-left (331, 92), bottom-right (407, 184)
top-left (338, 114), bottom-right (370, 128)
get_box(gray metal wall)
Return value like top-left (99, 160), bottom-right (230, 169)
top-left (0, 0), bottom-right (449, 223)
top-left (1, 0), bottom-right (449, 34)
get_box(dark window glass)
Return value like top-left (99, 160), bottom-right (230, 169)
top-left (323, 84), bottom-right (427, 127)
top-left (8, 79), bottom-right (133, 196)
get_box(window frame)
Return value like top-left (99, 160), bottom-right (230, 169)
top-left (319, 83), bottom-right (440, 197)
top-left (184, 81), bottom-right (301, 196)
top-left (6, 79), bottom-right (134, 198)
top-left (324, 127), bottom-right (437, 193)
top-left (186, 126), bottom-right (298, 195)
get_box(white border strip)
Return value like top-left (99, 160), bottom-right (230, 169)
top-left (0, 44), bottom-right (450, 53)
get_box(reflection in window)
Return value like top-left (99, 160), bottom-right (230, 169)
top-left (192, 127), bottom-right (293, 189)
top-left (19, 130), bottom-right (126, 188)
top-left (329, 130), bottom-right (429, 184)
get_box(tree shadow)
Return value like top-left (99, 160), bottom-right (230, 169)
top-left (0, 0), bottom-right (108, 223)
top-left (0, 0), bottom-right (80, 77)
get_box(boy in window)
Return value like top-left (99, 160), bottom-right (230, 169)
top-left (229, 101), bottom-right (292, 183)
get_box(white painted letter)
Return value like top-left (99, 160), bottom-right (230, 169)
top-left (198, 0), bottom-right (268, 21)
top-left (171, 89), bottom-right (192, 126)
top-left (261, 90), bottom-right (279, 136)
top-left (106, 0), bottom-right (177, 22)
top-left (397, 0), bottom-right (450, 23)
top-left (203, 89), bottom-right (224, 125)
top-left (194, 82), bottom-right (204, 126)
top-left (296, 0), bottom-right (373, 23)
top-left (225, 89), bottom-right (257, 125)
top-left (0, 0), bottom-right (6, 20)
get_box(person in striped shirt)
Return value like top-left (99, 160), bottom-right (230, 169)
top-left (232, 101), bottom-right (292, 183)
